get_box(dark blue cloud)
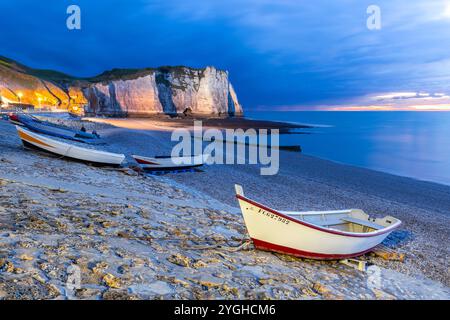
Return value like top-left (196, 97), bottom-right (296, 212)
top-left (1, 0), bottom-right (450, 110)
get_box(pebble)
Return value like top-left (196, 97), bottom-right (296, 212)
top-left (167, 253), bottom-right (192, 268)
top-left (103, 273), bottom-right (121, 289)
top-left (19, 254), bottom-right (34, 261)
top-left (0, 121), bottom-right (448, 300)
top-left (129, 281), bottom-right (173, 296)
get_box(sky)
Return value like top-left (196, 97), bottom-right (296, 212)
top-left (1, 0), bottom-right (450, 111)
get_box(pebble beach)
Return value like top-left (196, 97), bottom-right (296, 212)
top-left (0, 115), bottom-right (449, 300)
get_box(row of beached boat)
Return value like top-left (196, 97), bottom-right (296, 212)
top-left (6, 113), bottom-right (401, 259)
top-left (10, 114), bottom-right (209, 170)
top-left (10, 114), bottom-right (99, 142)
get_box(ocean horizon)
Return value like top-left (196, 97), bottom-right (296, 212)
top-left (247, 111), bottom-right (450, 186)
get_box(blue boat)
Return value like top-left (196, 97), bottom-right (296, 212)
top-left (13, 114), bottom-right (100, 143)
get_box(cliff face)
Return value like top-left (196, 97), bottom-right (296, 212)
top-left (0, 56), bottom-right (243, 117)
top-left (0, 57), bottom-right (87, 111)
top-left (83, 66), bottom-right (242, 116)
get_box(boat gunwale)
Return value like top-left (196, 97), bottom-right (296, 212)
top-left (141, 164), bottom-right (204, 171)
top-left (236, 194), bottom-right (401, 238)
top-left (132, 154), bottom-right (206, 166)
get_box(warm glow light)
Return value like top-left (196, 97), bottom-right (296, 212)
top-left (326, 104), bottom-right (450, 111)
top-left (0, 95), bottom-right (6, 109)
top-left (17, 92), bottom-right (23, 98)
top-left (411, 104), bottom-right (450, 111)
top-left (326, 105), bottom-right (398, 111)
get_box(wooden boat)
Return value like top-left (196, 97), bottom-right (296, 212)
top-left (8, 113), bottom-right (23, 126)
top-left (235, 185), bottom-right (401, 259)
top-left (16, 126), bottom-right (125, 166)
top-left (32, 115), bottom-right (100, 140)
top-left (132, 154), bottom-right (208, 170)
top-left (10, 114), bottom-right (99, 141)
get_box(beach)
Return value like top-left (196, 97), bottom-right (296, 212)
top-left (0, 116), bottom-right (449, 300)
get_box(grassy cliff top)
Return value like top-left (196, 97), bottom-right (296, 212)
top-left (0, 56), bottom-right (221, 84)
top-left (0, 56), bottom-right (78, 83)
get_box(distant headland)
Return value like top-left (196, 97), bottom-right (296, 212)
top-left (0, 56), bottom-right (242, 117)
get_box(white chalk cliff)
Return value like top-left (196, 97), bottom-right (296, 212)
top-left (0, 56), bottom-right (243, 117)
top-left (83, 66), bottom-right (243, 116)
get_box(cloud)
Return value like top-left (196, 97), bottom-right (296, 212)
top-left (1, 0), bottom-right (450, 110)
top-left (371, 92), bottom-right (450, 101)
top-left (267, 90), bottom-right (450, 111)
top-left (144, 0), bottom-right (450, 108)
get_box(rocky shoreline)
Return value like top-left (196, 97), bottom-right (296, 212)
top-left (0, 117), bottom-right (449, 300)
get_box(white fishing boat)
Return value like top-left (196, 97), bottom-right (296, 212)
top-left (16, 126), bottom-right (125, 166)
top-left (235, 185), bottom-right (401, 259)
top-left (132, 154), bottom-right (208, 170)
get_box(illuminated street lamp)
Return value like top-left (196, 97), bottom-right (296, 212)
top-left (17, 92), bottom-right (23, 103)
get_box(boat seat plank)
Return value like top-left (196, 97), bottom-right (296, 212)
top-left (286, 215), bottom-right (347, 227)
top-left (341, 217), bottom-right (383, 230)
top-left (316, 218), bottom-right (347, 227)
top-left (279, 209), bottom-right (352, 216)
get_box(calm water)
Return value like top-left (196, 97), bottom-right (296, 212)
top-left (246, 111), bottom-right (450, 186)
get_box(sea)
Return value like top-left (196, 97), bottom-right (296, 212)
top-left (246, 111), bottom-right (450, 186)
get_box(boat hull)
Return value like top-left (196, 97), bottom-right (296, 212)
top-left (236, 195), bottom-right (399, 259)
top-left (17, 126), bottom-right (124, 166)
top-left (133, 154), bottom-right (207, 170)
top-left (141, 163), bottom-right (204, 171)
top-left (13, 114), bottom-right (98, 142)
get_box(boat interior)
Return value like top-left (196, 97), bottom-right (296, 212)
top-left (279, 209), bottom-right (399, 233)
top-left (234, 184), bottom-right (399, 234)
